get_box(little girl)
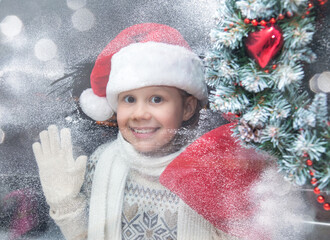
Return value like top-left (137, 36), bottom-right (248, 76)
top-left (33, 23), bottom-right (262, 240)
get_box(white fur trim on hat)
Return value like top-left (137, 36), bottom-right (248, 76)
top-left (106, 42), bottom-right (208, 110)
top-left (80, 88), bottom-right (113, 121)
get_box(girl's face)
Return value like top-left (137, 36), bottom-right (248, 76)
top-left (117, 86), bottom-right (197, 154)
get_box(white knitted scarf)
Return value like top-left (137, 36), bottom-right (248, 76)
top-left (87, 133), bottom-right (215, 240)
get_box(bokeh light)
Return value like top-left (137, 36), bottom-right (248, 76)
top-left (67, 0), bottom-right (87, 10)
top-left (309, 71), bottom-right (330, 93)
top-left (317, 71), bottom-right (330, 93)
top-left (0, 15), bottom-right (23, 37)
top-left (72, 8), bottom-right (95, 32)
top-left (0, 128), bottom-right (4, 144)
top-left (34, 38), bottom-right (58, 61)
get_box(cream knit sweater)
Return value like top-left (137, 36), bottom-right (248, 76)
top-left (50, 133), bottom-right (237, 240)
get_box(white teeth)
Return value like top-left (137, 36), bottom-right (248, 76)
top-left (132, 128), bottom-right (155, 134)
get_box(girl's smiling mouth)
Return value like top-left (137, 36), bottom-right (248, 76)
top-left (130, 127), bottom-right (160, 138)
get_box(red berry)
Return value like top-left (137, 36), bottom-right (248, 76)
top-left (244, 18), bottom-right (250, 24)
top-left (272, 64), bottom-right (277, 70)
top-left (278, 14), bottom-right (285, 20)
top-left (314, 187), bottom-right (320, 195)
top-left (264, 69), bottom-right (269, 73)
top-left (287, 11), bottom-right (293, 17)
top-left (224, 27), bottom-right (228, 32)
top-left (310, 170), bottom-right (314, 176)
top-left (306, 159), bottom-right (313, 166)
top-left (324, 203), bottom-right (330, 211)
top-left (306, 11), bottom-right (310, 15)
top-left (252, 19), bottom-right (258, 26)
top-left (260, 20), bottom-right (267, 26)
top-left (229, 22), bottom-right (234, 27)
top-left (311, 178), bottom-right (317, 185)
top-left (317, 195), bottom-right (325, 203)
top-left (308, 3), bottom-right (313, 8)
top-left (269, 18), bottom-right (276, 24)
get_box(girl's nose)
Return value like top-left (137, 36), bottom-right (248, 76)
top-left (131, 103), bottom-right (152, 120)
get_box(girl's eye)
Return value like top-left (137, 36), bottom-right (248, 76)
top-left (124, 96), bottom-right (135, 103)
top-left (150, 96), bottom-right (162, 103)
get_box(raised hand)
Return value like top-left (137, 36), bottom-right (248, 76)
top-left (32, 125), bottom-right (87, 210)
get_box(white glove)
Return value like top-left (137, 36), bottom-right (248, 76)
top-left (32, 125), bottom-right (87, 213)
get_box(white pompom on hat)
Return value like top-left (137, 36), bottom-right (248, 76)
top-left (80, 23), bottom-right (208, 121)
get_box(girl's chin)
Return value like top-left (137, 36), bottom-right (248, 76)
top-left (132, 139), bottom-right (180, 157)
top-left (131, 139), bottom-right (175, 156)
top-left (134, 144), bottom-right (163, 155)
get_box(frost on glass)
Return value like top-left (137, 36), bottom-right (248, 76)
top-left (0, 0), bottom-right (216, 239)
top-left (0, 0), bottom-right (329, 239)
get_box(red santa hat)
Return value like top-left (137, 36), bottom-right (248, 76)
top-left (80, 23), bottom-right (208, 121)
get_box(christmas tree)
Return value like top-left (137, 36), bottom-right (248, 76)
top-left (205, 0), bottom-right (329, 210)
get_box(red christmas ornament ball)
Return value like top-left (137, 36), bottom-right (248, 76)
top-left (244, 18), bottom-right (250, 24)
top-left (324, 203), bottom-right (330, 211)
top-left (314, 187), bottom-right (320, 195)
top-left (317, 195), bottom-right (325, 203)
top-left (270, 18), bottom-right (276, 24)
top-left (287, 11), bottom-right (293, 17)
top-left (311, 178), bottom-right (317, 185)
top-left (320, 0), bottom-right (327, 6)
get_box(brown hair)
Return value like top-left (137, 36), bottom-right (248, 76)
top-left (179, 90), bottom-right (203, 129)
